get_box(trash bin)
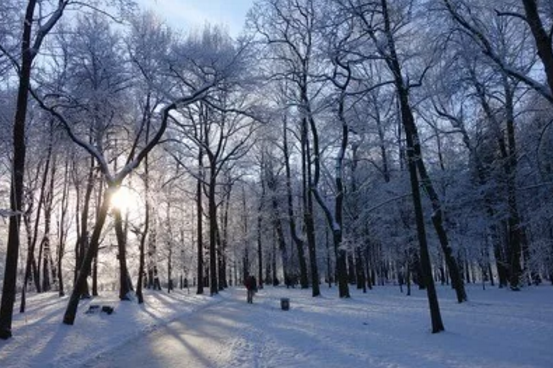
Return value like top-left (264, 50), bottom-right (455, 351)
top-left (280, 298), bottom-right (290, 311)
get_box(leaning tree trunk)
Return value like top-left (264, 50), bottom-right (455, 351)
top-left (415, 148), bottom-right (467, 302)
top-left (521, 0), bottom-right (553, 99)
top-left (400, 90), bottom-right (445, 333)
top-left (63, 188), bottom-right (113, 325)
top-left (378, 0), bottom-right (467, 303)
top-left (76, 158), bottom-right (96, 299)
top-left (380, 0), bottom-right (444, 332)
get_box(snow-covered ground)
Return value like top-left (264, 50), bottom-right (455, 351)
top-left (0, 284), bottom-right (552, 368)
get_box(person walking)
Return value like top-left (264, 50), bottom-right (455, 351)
top-left (245, 275), bottom-right (258, 304)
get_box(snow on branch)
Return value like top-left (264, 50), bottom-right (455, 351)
top-left (28, 88), bottom-right (115, 182)
top-left (113, 82), bottom-right (215, 184)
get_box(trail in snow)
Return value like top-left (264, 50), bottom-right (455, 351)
top-left (1, 285), bottom-right (552, 368)
top-left (81, 286), bottom-right (553, 368)
top-left (82, 287), bottom-right (367, 368)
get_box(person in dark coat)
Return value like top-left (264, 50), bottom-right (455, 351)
top-left (245, 275), bottom-right (257, 303)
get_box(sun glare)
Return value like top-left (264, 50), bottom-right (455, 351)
top-left (110, 186), bottom-right (139, 213)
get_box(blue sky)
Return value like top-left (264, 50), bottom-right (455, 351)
top-left (137, 0), bottom-right (255, 37)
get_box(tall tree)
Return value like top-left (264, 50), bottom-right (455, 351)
top-left (0, 0), bottom-right (69, 340)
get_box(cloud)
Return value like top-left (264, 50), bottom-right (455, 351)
top-left (137, 0), bottom-right (252, 36)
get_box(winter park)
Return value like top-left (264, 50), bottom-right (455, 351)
top-left (1, 0), bottom-right (553, 367)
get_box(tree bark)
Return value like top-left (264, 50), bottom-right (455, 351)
top-left (219, 181), bottom-right (232, 290)
top-left (0, 0), bottom-right (38, 339)
top-left (302, 117), bottom-right (321, 297)
top-left (208, 158), bottom-right (218, 295)
top-left (257, 177), bottom-right (265, 290)
top-left (136, 197), bottom-right (149, 303)
top-left (283, 116), bottom-right (309, 288)
top-left (41, 145), bottom-right (57, 293)
top-left (400, 91), bottom-right (445, 333)
top-left (57, 157), bottom-right (71, 297)
top-left (196, 148), bottom-right (204, 295)
top-left (521, 0), bottom-right (553, 98)
top-left (21, 150), bottom-right (51, 313)
top-left (63, 189), bottom-right (112, 325)
top-left (113, 207), bottom-right (133, 300)
top-left (381, 0), bottom-right (444, 332)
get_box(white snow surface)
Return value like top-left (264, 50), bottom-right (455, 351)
top-left (0, 284), bottom-right (552, 368)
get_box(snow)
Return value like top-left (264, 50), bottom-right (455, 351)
top-left (1, 285), bottom-right (552, 368)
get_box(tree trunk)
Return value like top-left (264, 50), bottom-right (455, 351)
top-left (41, 150), bottom-right (57, 293)
top-left (136, 147), bottom-right (151, 302)
top-left (114, 207), bottom-right (132, 300)
top-left (503, 82), bottom-right (523, 290)
top-left (219, 182), bottom-right (232, 290)
top-left (196, 148), bottom-right (204, 295)
top-left (380, 0), bottom-right (444, 332)
top-left (21, 153), bottom-right (51, 312)
top-left (63, 188), bottom-right (113, 325)
top-left (136, 199), bottom-right (149, 303)
top-left (283, 116), bottom-right (309, 288)
top-left (208, 161), bottom-right (218, 295)
top-left (302, 119), bottom-right (320, 297)
top-left (136, 94), bottom-right (153, 303)
top-left (310, 90), bottom-right (349, 298)
top-left (378, 0), bottom-right (468, 303)
top-left (0, 0), bottom-right (38, 339)
top-left (257, 191), bottom-right (264, 290)
top-left (58, 157), bottom-right (71, 297)
top-left (76, 158), bottom-right (96, 298)
top-left (271, 197), bottom-right (289, 284)
top-left (167, 245), bottom-right (173, 293)
top-left (412, 136), bottom-right (467, 301)
top-left (401, 90), bottom-right (445, 333)
top-left (521, 0), bottom-right (553, 98)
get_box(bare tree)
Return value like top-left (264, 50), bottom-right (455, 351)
top-left (0, 0), bottom-right (70, 340)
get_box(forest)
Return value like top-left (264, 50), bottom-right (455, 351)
top-left (1, 0), bottom-right (553, 340)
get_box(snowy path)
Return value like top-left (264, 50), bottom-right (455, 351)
top-left (83, 291), bottom-right (256, 368)
top-left (2, 285), bottom-right (553, 368)
top-left (80, 286), bottom-right (553, 368)
top-left (82, 287), bottom-right (373, 368)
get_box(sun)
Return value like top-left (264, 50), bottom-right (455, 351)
top-left (110, 186), bottom-right (140, 213)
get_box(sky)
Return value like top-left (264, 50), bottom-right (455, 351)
top-left (137, 0), bottom-right (255, 37)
